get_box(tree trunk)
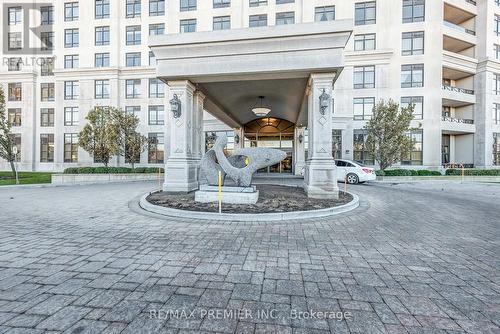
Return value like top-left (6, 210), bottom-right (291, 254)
top-left (9, 160), bottom-right (16, 178)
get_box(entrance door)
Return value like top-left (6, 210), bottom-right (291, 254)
top-left (243, 118), bottom-right (295, 174)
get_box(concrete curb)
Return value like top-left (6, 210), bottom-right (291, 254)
top-left (139, 191), bottom-right (360, 222)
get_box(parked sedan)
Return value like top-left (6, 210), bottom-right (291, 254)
top-left (335, 159), bottom-right (376, 184)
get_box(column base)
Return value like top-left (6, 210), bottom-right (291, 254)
top-left (294, 161), bottom-right (306, 176)
top-left (303, 159), bottom-right (339, 199)
top-left (163, 158), bottom-right (200, 193)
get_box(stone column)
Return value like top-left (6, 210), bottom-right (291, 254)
top-left (294, 126), bottom-right (306, 175)
top-left (163, 80), bottom-right (203, 193)
top-left (304, 73), bottom-right (339, 199)
top-left (234, 127), bottom-right (244, 149)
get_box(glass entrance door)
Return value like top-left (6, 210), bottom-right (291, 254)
top-left (243, 118), bottom-right (295, 174)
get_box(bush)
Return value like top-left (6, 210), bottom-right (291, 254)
top-left (62, 166), bottom-right (163, 174)
top-left (445, 168), bottom-right (500, 176)
top-left (377, 169), bottom-right (442, 176)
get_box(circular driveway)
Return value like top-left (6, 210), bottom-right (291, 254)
top-left (0, 181), bottom-right (498, 333)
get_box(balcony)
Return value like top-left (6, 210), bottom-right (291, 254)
top-left (442, 50), bottom-right (477, 73)
top-left (442, 85), bottom-right (476, 107)
top-left (443, 21), bottom-right (475, 36)
top-left (443, 2), bottom-right (477, 49)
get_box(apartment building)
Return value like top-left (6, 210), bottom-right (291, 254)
top-left (1, 0), bottom-right (500, 173)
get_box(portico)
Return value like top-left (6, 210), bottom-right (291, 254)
top-left (149, 20), bottom-right (352, 198)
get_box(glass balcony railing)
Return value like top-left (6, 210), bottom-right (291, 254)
top-left (443, 21), bottom-right (476, 36)
top-left (442, 84), bottom-right (474, 95)
top-left (465, 0), bottom-right (476, 5)
top-left (441, 115), bottom-right (474, 124)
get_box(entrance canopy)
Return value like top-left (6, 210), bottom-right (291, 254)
top-left (150, 20), bottom-right (352, 127)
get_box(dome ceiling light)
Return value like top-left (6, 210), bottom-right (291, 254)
top-left (252, 96), bottom-right (271, 117)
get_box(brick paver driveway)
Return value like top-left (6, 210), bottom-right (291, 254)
top-left (0, 181), bottom-right (499, 334)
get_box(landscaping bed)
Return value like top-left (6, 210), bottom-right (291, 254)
top-left (147, 184), bottom-right (352, 214)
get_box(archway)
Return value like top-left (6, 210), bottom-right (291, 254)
top-left (243, 118), bottom-right (294, 174)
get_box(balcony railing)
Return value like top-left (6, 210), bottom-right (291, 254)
top-left (442, 116), bottom-right (474, 124)
top-left (465, 0), bottom-right (476, 5)
top-left (443, 21), bottom-right (476, 36)
top-left (442, 84), bottom-right (474, 95)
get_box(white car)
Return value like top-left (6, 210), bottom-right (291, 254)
top-left (335, 159), bottom-right (376, 184)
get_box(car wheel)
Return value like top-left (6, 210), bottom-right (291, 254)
top-left (346, 173), bottom-right (359, 184)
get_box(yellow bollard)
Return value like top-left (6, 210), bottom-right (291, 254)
top-left (218, 170), bottom-right (222, 213)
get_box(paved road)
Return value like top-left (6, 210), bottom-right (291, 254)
top-left (0, 181), bottom-right (498, 334)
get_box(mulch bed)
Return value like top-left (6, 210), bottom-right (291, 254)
top-left (146, 184), bottom-right (352, 214)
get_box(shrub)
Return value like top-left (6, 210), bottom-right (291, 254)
top-left (445, 168), bottom-right (500, 176)
top-left (377, 169), bottom-right (442, 176)
top-left (62, 166), bottom-right (162, 174)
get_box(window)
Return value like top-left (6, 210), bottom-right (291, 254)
top-left (40, 32), bottom-right (54, 51)
top-left (249, 0), bottom-right (267, 7)
top-left (41, 58), bottom-right (54, 76)
top-left (64, 2), bottom-right (79, 21)
top-left (353, 97), bottom-right (375, 120)
top-left (148, 133), bottom-right (165, 163)
top-left (214, 0), bottom-right (230, 8)
top-left (64, 134), bottom-right (79, 163)
top-left (149, 51), bottom-right (156, 66)
top-left (355, 2), bottom-right (376, 26)
top-left (332, 130), bottom-right (342, 159)
top-left (95, 53), bottom-right (110, 67)
top-left (249, 14), bottom-right (267, 27)
top-left (40, 134), bottom-right (54, 162)
top-left (276, 0), bottom-right (294, 3)
top-left (403, 0), bottom-right (424, 23)
top-left (148, 105), bottom-right (165, 125)
top-left (276, 12), bottom-right (294, 25)
top-left (181, 0), bottom-right (197, 11)
top-left (494, 74), bottom-right (500, 95)
top-left (8, 33), bottom-right (22, 50)
top-left (494, 133), bottom-right (500, 166)
top-left (496, 15), bottom-right (500, 36)
top-left (180, 19), bottom-right (197, 33)
top-left (402, 31), bottom-right (424, 55)
top-left (126, 79), bottom-right (141, 99)
top-left (8, 109), bottom-right (21, 127)
top-left (401, 64), bottom-right (424, 88)
top-left (149, 79), bottom-right (165, 98)
top-left (125, 106), bottom-right (141, 116)
top-left (95, 0), bottom-right (110, 19)
top-left (213, 16), bottom-right (231, 30)
top-left (401, 96), bottom-right (423, 119)
top-left (65, 29), bottom-right (79, 48)
top-left (64, 81), bottom-right (79, 100)
top-left (315, 6), bottom-right (335, 22)
top-left (41, 83), bottom-right (55, 101)
top-left (41, 6), bottom-right (54, 25)
top-left (126, 53), bottom-right (141, 67)
top-left (7, 58), bottom-right (21, 71)
top-left (493, 104), bottom-right (500, 125)
top-left (95, 80), bottom-right (110, 99)
top-left (353, 130), bottom-right (374, 165)
top-left (150, 0), bottom-right (165, 16)
top-left (126, 26), bottom-right (141, 45)
top-left (8, 7), bottom-right (22, 25)
top-left (354, 66), bottom-right (375, 89)
top-left (495, 45), bottom-right (500, 60)
top-left (149, 23), bottom-right (165, 36)
top-left (64, 107), bottom-right (79, 126)
top-left (126, 0), bottom-right (141, 18)
top-left (8, 83), bottom-right (22, 101)
top-left (12, 134), bottom-right (21, 162)
top-left (95, 26), bottom-right (110, 46)
top-left (65, 55), bottom-right (79, 69)
top-left (402, 130), bottom-right (423, 165)
top-left (41, 108), bottom-right (54, 127)
top-left (354, 34), bottom-right (375, 51)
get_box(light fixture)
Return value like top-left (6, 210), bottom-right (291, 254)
top-left (252, 96), bottom-right (271, 117)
